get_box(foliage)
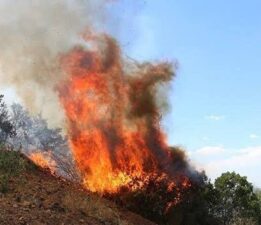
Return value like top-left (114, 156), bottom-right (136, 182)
top-left (109, 175), bottom-right (184, 224)
top-left (0, 95), bottom-right (79, 190)
top-left (108, 147), bottom-right (217, 225)
top-left (105, 146), bottom-right (261, 225)
top-left (110, 170), bottom-right (261, 225)
top-left (9, 103), bottom-right (79, 181)
top-left (214, 172), bottom-right (261, 225)
top-left (169, 174), bottom-right (221, 225)
top-left (0, 94), bottom-right (261, 225)
top-left (255, 188), bottom-right (261, 204)
top-left (164, 148), bottom-right (220, 225)
top-left (10, 103), bottom-right (66, 152)
top-left (0, 95), bottom-right (16, 143)
top-left (111, 175), bottom-right (190, 224)
top-left (0, 147), bottom-right (34, 193)
top-left (170, 172), bottom-right (261, 225)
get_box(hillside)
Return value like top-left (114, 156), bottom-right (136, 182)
top-left (0, 149), bottom-right (156, 225)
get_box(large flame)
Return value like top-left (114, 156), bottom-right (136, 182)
top-left (57, 34), bottom-right (187, 193)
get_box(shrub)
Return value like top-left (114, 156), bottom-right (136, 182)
top-left (0, 147), bottom-right (33, 193)
top-left (0, 95), bottom-right (16, 143)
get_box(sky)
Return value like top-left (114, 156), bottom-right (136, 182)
top-left (107, 0), bottom-right (261, 186)
top-left (1, 0), bottom-right (261, 187)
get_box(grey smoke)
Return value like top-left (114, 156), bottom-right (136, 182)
top-left (0, 0), bottom-right (107, 128)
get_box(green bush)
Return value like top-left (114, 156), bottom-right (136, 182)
top-left (0, 174), bottom-right (9, 193)
top-left (0, 147), bottom-right (34, 193)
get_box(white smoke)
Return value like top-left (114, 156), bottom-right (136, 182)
top-left (0, 0), bottom-right (107, 128)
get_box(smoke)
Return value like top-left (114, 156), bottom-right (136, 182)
top-left (55, 32), bottom-right (181, 193)
top-left (0, 2), bottom-right (202, 211)
top-left (0, 0), bottom-right (107, 127)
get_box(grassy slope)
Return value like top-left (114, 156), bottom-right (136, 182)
top-left (0, 149), bottom-right (156, 225)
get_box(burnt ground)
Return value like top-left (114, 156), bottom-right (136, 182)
top-left (0, 155), bottom-right (156, 225)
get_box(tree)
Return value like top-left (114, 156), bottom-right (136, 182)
top-left (0, 95), bottom-right (16, 143)
top-left (9, 103), bottom-right (79, 181)
top-left (255, 188), bottom-right (261, 213)
top-left (167, 172), bottom-right (221, 225)
top-left (255, 188), bottom-right (261, 203)
top-left (214, 172), bottom-right (261, 225)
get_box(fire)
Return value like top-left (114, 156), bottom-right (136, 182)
top-left (29, 152), bottom-right (57, 174)
top-left (57, 34), bottom-right (190, 194)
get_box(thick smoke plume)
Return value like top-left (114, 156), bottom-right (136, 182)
top-left (0, 0), bottom-right (107, 127)
top-left (0, 0), bottom-right (196, 199)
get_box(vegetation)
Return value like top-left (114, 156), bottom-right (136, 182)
top-left (1, 102), bottom-right (79, 181)
top-left (169, 172), bottom-right (261, 225)
top-left (256, 188), bottom-right (261, 205)
top-left (110, 170), bottom-right (261, 225)
top-left (0, 94), bottom-right (261, 224)
top-left (0, 95), bottom-right (16, 143)
top-left (0, 148), bottom-right (35, 193)
top-left (215, 172), bottom-right (261, 225)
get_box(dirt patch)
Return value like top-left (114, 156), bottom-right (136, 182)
top-left (0, 159), bottom-right (156, 225)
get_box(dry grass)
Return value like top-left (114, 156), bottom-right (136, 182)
top-left (0, 148), bottom-right (156, 225)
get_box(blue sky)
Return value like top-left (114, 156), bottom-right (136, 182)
top-left (107, 0), bottom-right (261, 186)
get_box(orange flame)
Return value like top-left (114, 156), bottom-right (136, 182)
top-left (29, 152), bottom-right (57, 174)
top-left (57, 34), bottom-right (188, 194)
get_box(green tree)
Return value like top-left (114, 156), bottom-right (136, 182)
top-left (168, 172), bottom-right (221, 225)
top-left (255, 188), bottom-right (261, 212)
top-left (255, 188), bottom-right (261, 202)
top-left (0, 95), bottom-right (16, 143)
top-left (214, 172), bottom-right (261, 225)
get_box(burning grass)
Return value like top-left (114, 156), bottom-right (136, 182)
top-left (57, 35), bottom-right (195, 196)
top-left (0, 2), bottom-right (202, 223)
top-left (0, 32), bottom-right (201, 223)
top-left (28, 151), bottom-right (57, 175)
top-left (5, 33), bottom-right (200, 223)
top-left (0, 147), bottom-right (155, 225)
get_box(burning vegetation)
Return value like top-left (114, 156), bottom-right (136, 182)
top-left (57, 34), bottom-right (193, 195)
top-left (54, 33), bottom-right (201, 221)
top-left (0, 0), bottom-right (205, 224)
top-left (0, 1), bottom-right (261, 224)
top-left (29, 151), bottom-right (57, 174)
